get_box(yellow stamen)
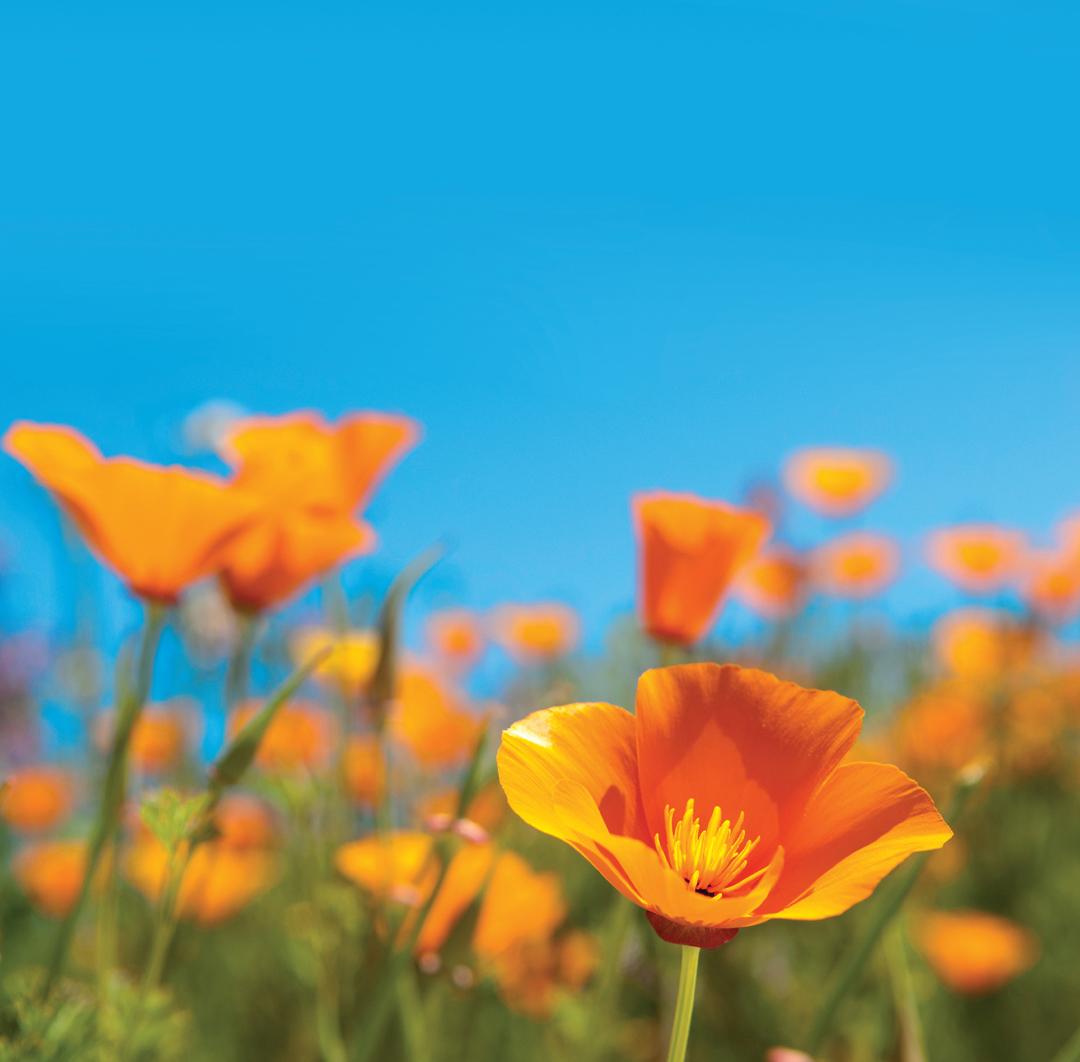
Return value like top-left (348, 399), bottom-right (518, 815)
top-left (654, 798), bottom-right (765, 896)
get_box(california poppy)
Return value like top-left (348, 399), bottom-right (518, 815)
top-left (389, 666), bottom-right (485, 769)
top-left (14, 840), bottom-right (91, 918)
top-left (782, 448), bottom-right (892, 518)
top-left (126, 838), bottom-right (278, 926)
top-left (490, 604), bottom-right (579, 664)
top-left (917, 910), bottom-right (1037, 994)
top-left (634, 493), bottom-right (770, 645)
top-left (894, 683), bottom-right (988, 777)
top-left (932, 609), bottom-right (1040, 682)
top-left (129, 701), bottom-right (192, 774)
top-left (498, 663), bottom-right (951, 946)
top-left (344, 734), bottom-right (386, 807)
top-left (1019, 549), bottom-right (1080, 624)
top-left (4, 423), bottom-right (258, 603)
top-left (335, 831), bottom-right (494, 953)
top-left (811, 533), bottom-right (900, 599)
top-left (926, 525), bottom-right (1026, 595)
top-left (735, 546), bottom-right (807, 621)
top-left (292, 626), bottom-right (380, 697)
top-left (426, 609), bottom-right (485, 672)
top-left (216, 410), bottom-right (417, 613)
top-left (0, 766), bottom-right (74, 834)
top-left (228, 699), bottom-right (337, 774)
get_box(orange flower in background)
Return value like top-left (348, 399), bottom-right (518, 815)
top-left (894, 684), bottom-right (988, 776)
top-left (634, 492), bottom-right (770, 645)
top-left (0, 766), bottom-right (74, 834)
top-left (344, 735), bottom-right (386, 807)
top-left (126, 839), bottom-right (278, 925)
top-left (229, 700), bottom-right (337, 773)
top-left (4, 423), bottom-right (258, 603)
top-left (335, 831), bottom-right (494, 953)
top-left (498, 663), bottom-right (951, 947)
top-left (223, 410), bottom-right (420, 514)
top-left (918, 910), bottom-right (1037, 994)
top-left (932, 609), bottom-right (1041, 682)
top-left (735, 546), bottom-right (807, 621)
top-left (926, 525), bottom-right (1026, 595)
top-left (419, 781), bottom-right (508, 835)
top-left (216, 410), bottom-right (417, 613)
top-left (426, 609), bottom-right (485, 671)
top-left (130, 701), bottom-right (191, 774)
top-left (213, 794), bottom-right (278, 850)
top-left (782, 448), bottom-right (892, 518)
top-left (491, 604), bottom-right (579, 664)
top-left (472, 851), bottom-right (596, 1016)
top-left (811, 532), bottom-right (900, 599)
top-left (389, 666), bottom-right (485, 769)
top-left (292, 627), bottom-right (379, 697)
top-left (14, 841), bottom-right (90, 917)
top-left (1020, 549), bottom-right (1080, 624)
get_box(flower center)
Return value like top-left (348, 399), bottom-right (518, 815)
top-left (654, 798), bottom-right (766, 896)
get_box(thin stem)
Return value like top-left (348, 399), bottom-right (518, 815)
top-left (885, 921), bottom-right (926, 1062)
top-left (225, 611), bottom-right (257, 710)
top-left (805, 766), bottom-right (983, 1055)
top-left (42, 602), bottom-right (167, 999)
top-left (665, 945), bottom-right (700, 1062)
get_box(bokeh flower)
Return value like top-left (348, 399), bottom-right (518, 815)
top-left (926, 525), bottom-right (1026, 595)
top-left (129, 701), bottom-right (193, 775)
top-left (389, 666), bottom-right (485, 769)
top-left (4, 422), bottom-right (257, 603)
top-left (344, 734), bottom-right (386, 807)
top-left (782, 448), bottom-right (892, 518)
top-left (498, 663), bottom-right (950, 946)
top-left (634, 492), bottom-right (769, 645)
top-left (292, 626), bottom-right (379, 698)
top-left (735, 546), bottom-right (807, 621)
top-left (14, 840), bottom-right (91, 917)
top-left (1019, 549), bottom-right (1080, 624)
top-left (228, 699), bottom-right (337, 774)
top-left (810, 532), bottom-right (900, 599)
top-left (917, 910), bottom-right (1037, 994)
top-left (216, 410), bottom-right (417, 613)
top-left (932, 609), bottom-right (1041, 683)
top-left (426, 609), bottom-right (485, 672)
top-left (490, 604), bottom-right (579, 664)
top-left (0, 765), bottom-right (75, 834)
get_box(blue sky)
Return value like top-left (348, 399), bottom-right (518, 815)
top-left (2, 0), bottom-right (1080, 646)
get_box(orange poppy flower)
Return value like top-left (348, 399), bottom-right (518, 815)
top-left (4, 423), bottom-right (258, 604)
top-left (335, 831), bottom-right (494, 953)
top-left (426, 609), bottom-right (485, 672)
top-left (917, 910), bottom-right (1037, 994)
top-left (811, 533), bottom-right (900, 599)
top-left (228, 699), bottom-right (337, 773)
top-left (932, 609), bottom-right (1040, 682)
top-left (389, 666), bottom-right (485, 769)
top-left (735, 546), bottom-right (807, 621)
top-left (129, 702), bottom-right (191, 774)
top-left (926, 525), bottom-right (1026, 595)
top-left (222, 410), bottom-right (419, 514)
top-left (1019, 549), bottom-right (1080, 624)
top-left (498, 663), bottom-right (951, 947)
top-left (490, 604), bottom-right (579, 664)
top-left (292, 627), bottom-right (379, 697)
top-left (216, 410), bottom-right (416, 612)
top-left (894, 684), bottom-right (988, 777)
top-left (213, 793), bottom-right (278, 850)
top-left (14, 840), bottom-right (91, 917)
top-left (0, 766), bottom-right (75, 834)
top-left (633, 493), bottom-right (770, 646)
top-left (125, 838), bottom-right (278, 925)
top-left (782, 448), bottom-right (892, 518)
top-left (344, 734), bottom-right (386, 807)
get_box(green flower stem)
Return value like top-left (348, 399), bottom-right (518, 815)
top-left (665, 945), bottom-right (701, 1062)
top-left (42, 602), bottom-right (167, 1000)
top-left (225, 610), bottom-right (258, 710)
top-left (805, 765), bottom-right (984, 1055)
